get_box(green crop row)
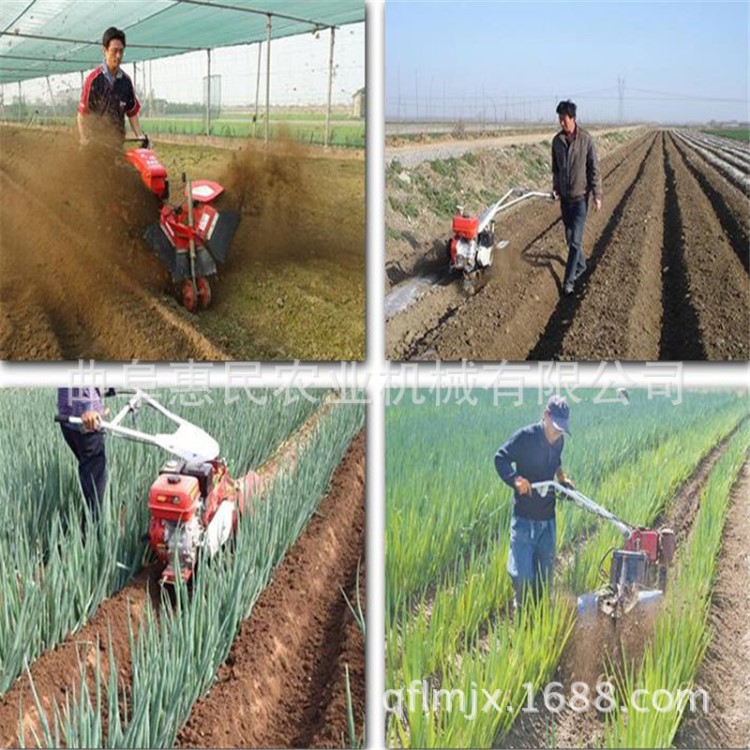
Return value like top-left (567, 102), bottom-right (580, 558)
top-left (0, 388), bottom-right (322, 696)
top-left (703, 128), bottom-right (750, 142)
top-left (604, 424), bottom-right (750, 748)
top-left (22, 400), bottom-right (364, 748)
top-left (139, 117), bottom-right (365, 147)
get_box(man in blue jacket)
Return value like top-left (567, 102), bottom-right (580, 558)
top-left (494, 395), bottom-right (574, 610)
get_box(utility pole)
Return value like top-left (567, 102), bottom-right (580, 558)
top-left (396, 68), bottom-right (401, 121)
top-left (415, 69), bottom-right (418, 121)
top-left (617, 76), bottom-right (625, 123)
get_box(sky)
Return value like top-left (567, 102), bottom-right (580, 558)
top-left (1, 21), bottom-right (365, 110)
top-left (385, 0), bottom-right (749, 124)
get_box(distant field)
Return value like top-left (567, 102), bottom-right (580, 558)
top-left (705, 128), bottom-right (750, 142)
top-left (0, 113), bottom-right (364, 148)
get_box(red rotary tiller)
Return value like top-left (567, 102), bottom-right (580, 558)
top-left (126, 140), bottom-right (239, 312)
top-left (56, 389), bottom-right (259, 584)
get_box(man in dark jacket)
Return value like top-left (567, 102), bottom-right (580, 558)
top-left (78, 27), bottom-right (148, 147)
top-left (551, 100), bottom-right (602, 296)
top-left (58, 388), bottom-right (107, 521)
top-left (494, 396), bottom-right (575, 609)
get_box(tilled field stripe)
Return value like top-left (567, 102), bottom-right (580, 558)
top-left (660, 136), bottom-right (706, 359)
top-left (528, 134), bottom-right (660, 360)
top-left (671, 134), bottom-right (750, 274)
top-left (0, 163), bottom-right (229, 362)
top-left (673, 459), bottom-right (750, 749)
top-left (551, 131), bottom-right (666, 360)
top-left (662, 133), bottom-right (749, 360)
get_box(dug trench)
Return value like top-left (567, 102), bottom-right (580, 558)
top-left (176, 431), bottom-right (365, 748)
top-left (501, 417), bottom-right (748, 750)
top-left (0, 404), bottom-right (364, 748)
top-left (0, 125), bottom-right (364, 361)
top-left (387, 128), bottom-right (749, 361)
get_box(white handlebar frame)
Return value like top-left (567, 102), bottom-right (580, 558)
top-left (531, 481), bottom-right (632, 537)
top-left (63, 389), bottom-right (219, 463)
top-left (477, 188), bottom-right (555, 233)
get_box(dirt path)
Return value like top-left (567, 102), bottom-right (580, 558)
top-left (385, 125), bottom-right (645, 167)
top-left (674, 460), bottom-right (750, 750)
top-left (0, 404), bottom-right (337, 748)
top-left (386, 128), bottom-right (749, 362)
top-left (177, 431), bottom-right (365, 748)
top-left (501, 422), bottom-right (744, 749)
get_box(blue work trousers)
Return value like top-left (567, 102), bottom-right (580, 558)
top-left (60, 425), bottom-right (107, 523)
top-left (560, 198), bottom-right (588, 287)
top-left (507, 515), bottom-right (556, 609)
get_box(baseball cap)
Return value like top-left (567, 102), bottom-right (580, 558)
top-left (546, 395), bottom-right (571, 435)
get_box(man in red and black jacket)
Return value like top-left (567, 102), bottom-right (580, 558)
top-left (78, 26), bottom-right (149, 147)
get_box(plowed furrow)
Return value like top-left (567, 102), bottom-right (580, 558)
top-left (663, 133), bottom-right (749, 360)
top-left (530, 134), bottom-right (663, 360)
top-left (176, 432), bottom-right (365, 749)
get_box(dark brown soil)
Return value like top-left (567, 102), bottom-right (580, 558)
top-left (0, 569), bottom-right (158, 748)
top-left (177, 431), bottom-right (366, 748)
top-left (386, 129), bottom-right (749, 361)
top-left (0, 125), bottom-right (364, 361)
top-left (674, 461), bottom-right (750, 750)
top-left (0, 410), bottom-right (357, 748)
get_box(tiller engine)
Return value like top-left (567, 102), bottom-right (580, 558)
top-left (126, 139), bottom-right (240, 312)
top-left (533, 481), bottom-right (676, 619)
top-left (447, 188), bottom-right (553, 292)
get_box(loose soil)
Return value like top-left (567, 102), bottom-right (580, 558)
top-left (0, 125), bottom-right (364, 361)
top-left (501, 422), bottom-right (745, 749)
top-left (177, 431), bottom-right (365, 748)
top-left (0, 409), bottom-right (362, 748)
top-left (386, 129), bottom-right (749, 361)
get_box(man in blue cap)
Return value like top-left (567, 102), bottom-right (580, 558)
top-left (494, 395), bottom-right (575, 610)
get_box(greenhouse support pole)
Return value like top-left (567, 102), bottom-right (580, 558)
top-left (253, 40), bottom-right (262, 137)
top-left (324, 26), bottom-right (336, 149)
top-left (17, 81), bottom-right (21, 120)
top-left (206, 48), bottom-right (212, 136)
top-left (265, 13), bottom-right (272, 147)
top-left (46, 76), bottom-right (58, 118)
top-left (133, 62), bottom-right (137, 93)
